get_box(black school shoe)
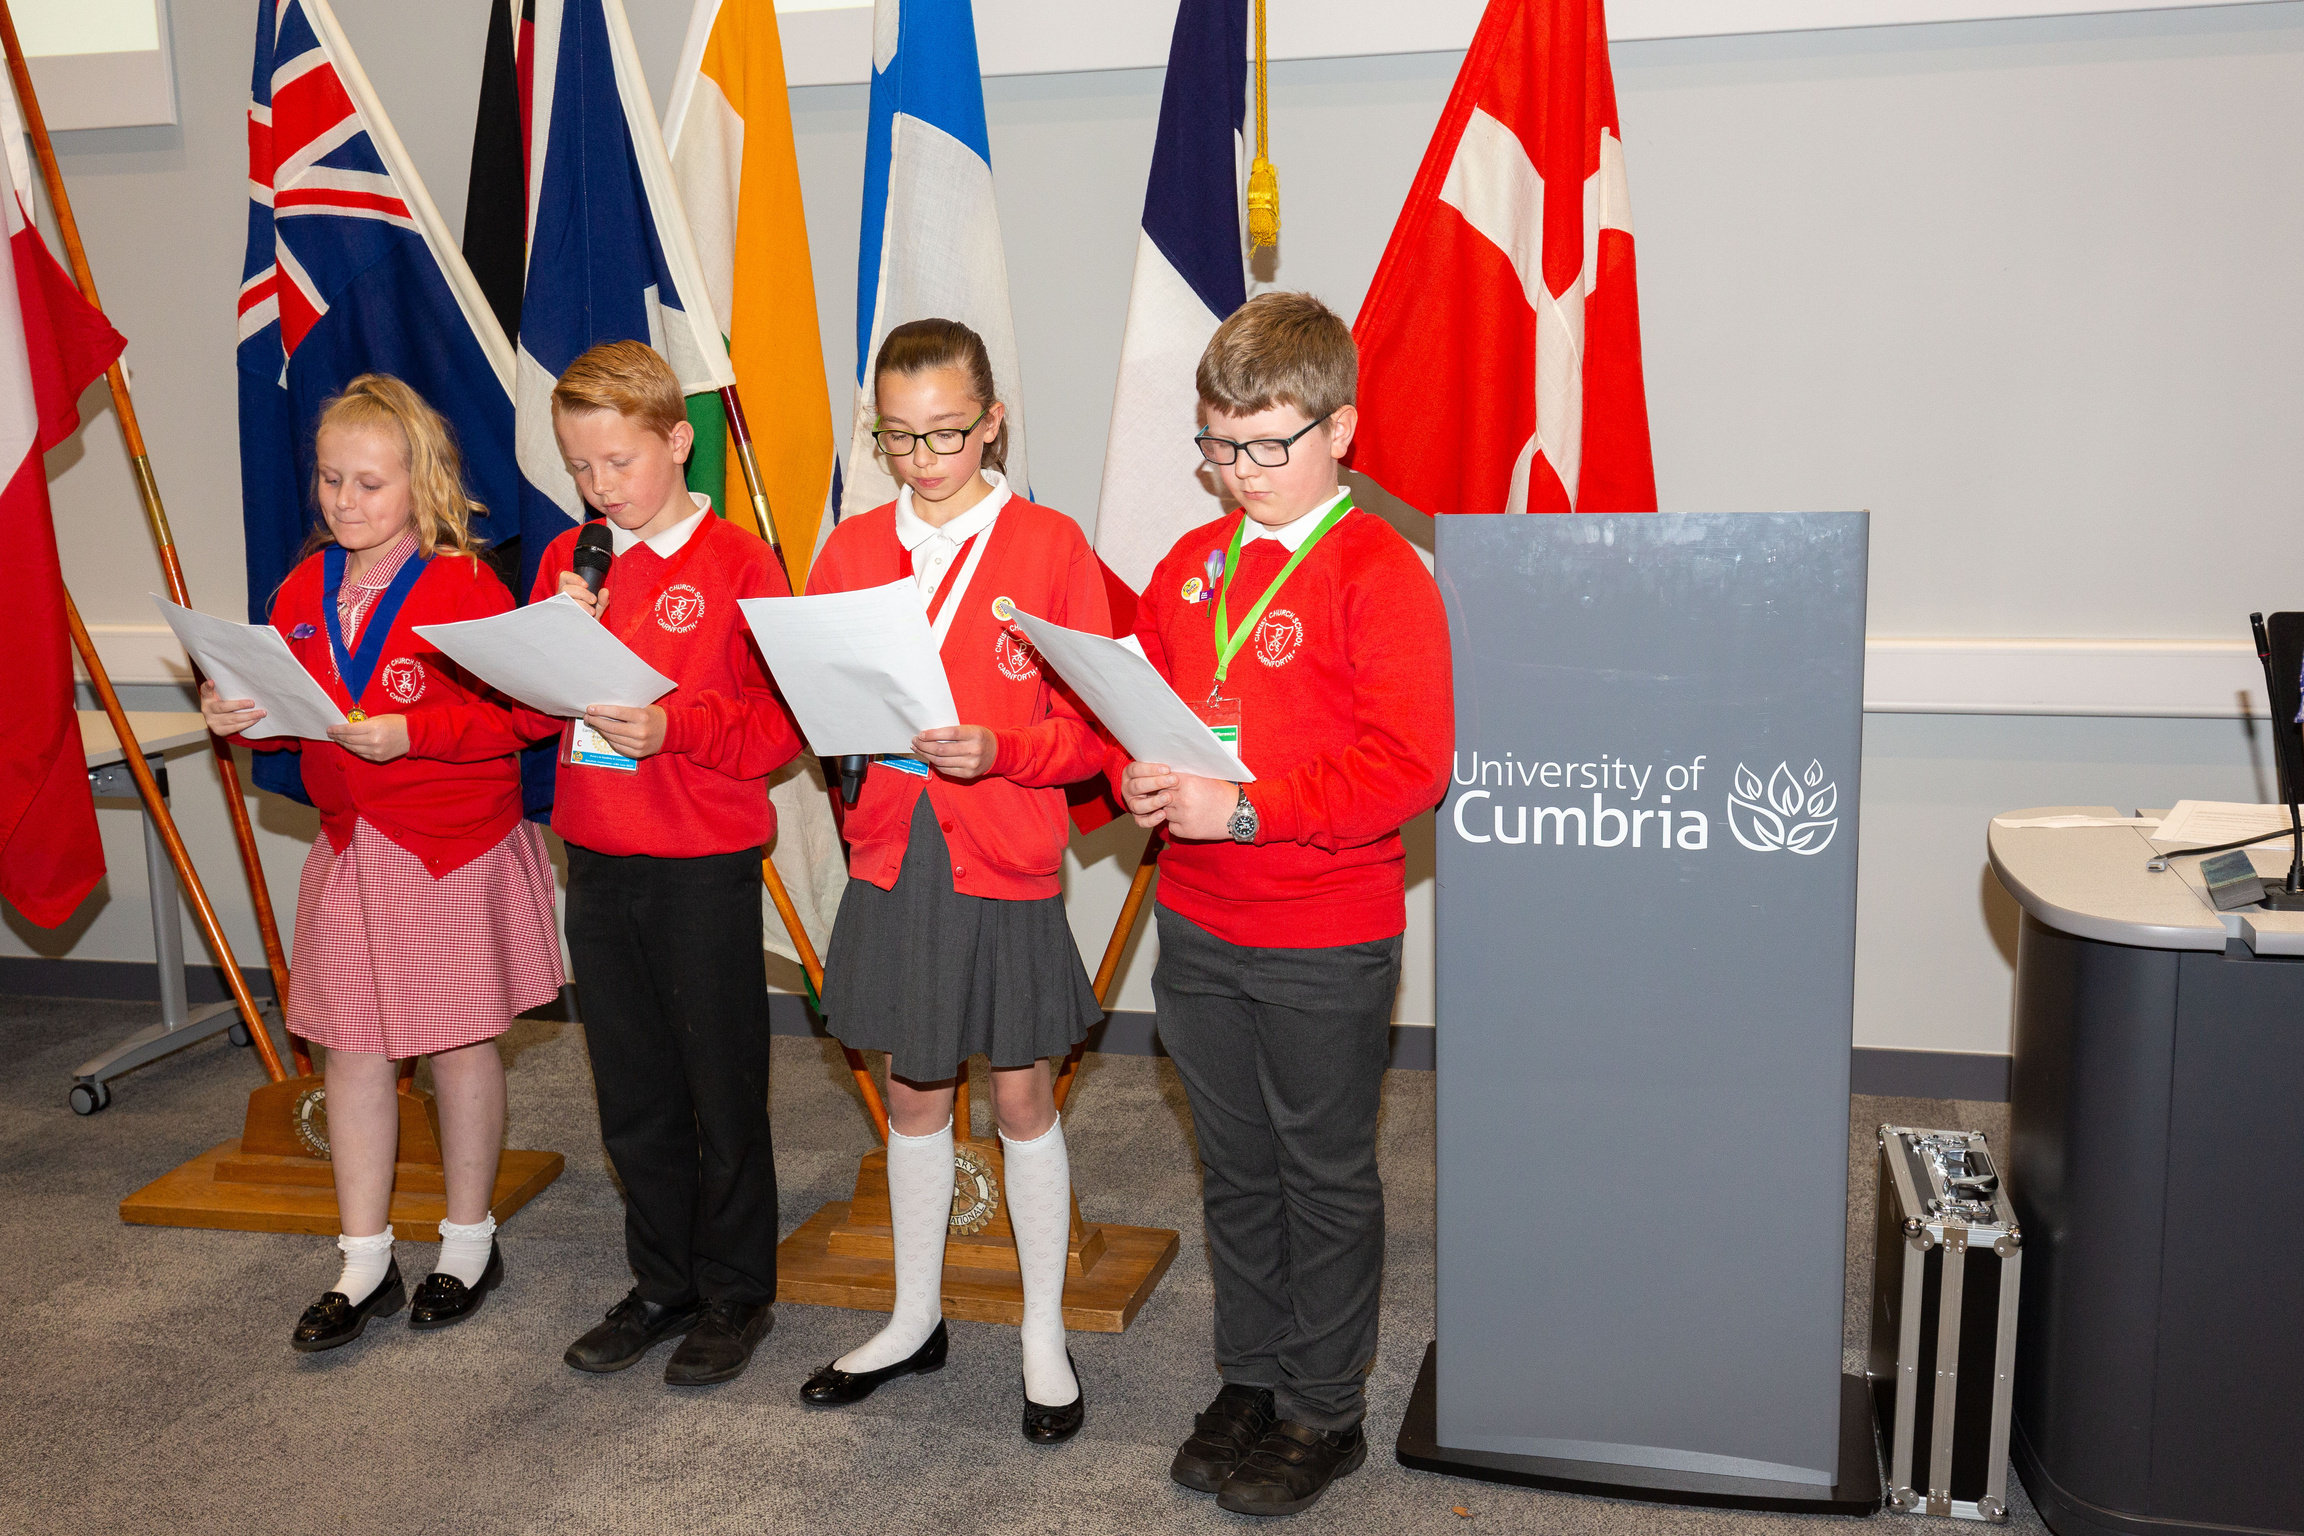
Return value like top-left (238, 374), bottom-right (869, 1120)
top-left (1021, 1350), bottom-right (1084, 1445)
top-left (291, 1259), bottom-right (407, 1352)
top-left (1217, 1420), bottom-right (1367, 1516)
top-left (409, 1242), bottom-right (503, 1330)
top-left (564, 1289), bottom-right (704, 1373)
top-left (1171, 1384), bottom-right (1277, 1492)
top-left (663, 1299), bottom-right (773, 1385)
top-left (799, 1320), bottom-right (949, 1405)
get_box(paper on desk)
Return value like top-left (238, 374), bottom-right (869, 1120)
top-left (738, 583), bottom-right (958, 756)
top-left (2149, 800), bottom-right (2304, 847)
top-left (153, 595), bottom-right (346, 740)
top-left (413, 594), bottom-right (674, 717)
top-left (1009, 609), bottom-right (1252, 782)
top-left (1992, 814), bottom-right (2162, 830)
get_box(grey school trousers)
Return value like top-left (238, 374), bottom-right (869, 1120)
top-left (1152, 904), bottom-right (1402, 1433)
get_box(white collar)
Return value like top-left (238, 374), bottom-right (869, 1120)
top-left (608, 493), bottom-right (714, 559)
top-left (1243, 488), bottom-right (1350, 553)
top-left (895, 470), bottom-right (1010, 552)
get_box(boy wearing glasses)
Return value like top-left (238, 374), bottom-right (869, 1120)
top-left (1119, 292), bottom-right (1452, 1515)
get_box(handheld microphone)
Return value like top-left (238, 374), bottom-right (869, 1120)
top-left (572, 520), bottom-right (615, 596)
top-left (837, 754), bottom-right (868, 806)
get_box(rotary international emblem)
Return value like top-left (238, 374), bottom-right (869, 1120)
top-left (292, 1085), bottom-right (332, 1159)
top-left (949, 1142), bottom-right (1002, 1234)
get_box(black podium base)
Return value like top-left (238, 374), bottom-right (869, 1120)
top-left (1395, 1342), bottom-right (1885, 1515)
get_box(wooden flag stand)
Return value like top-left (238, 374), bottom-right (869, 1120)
top-left (775, 834), bottom-right (1178, 1331)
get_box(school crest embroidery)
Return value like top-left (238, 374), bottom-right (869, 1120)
top-left (994, 625), bottom-right (1040, 682)
top-left (1253, 608), bottom-right (1305, 668)
top-left (654, 583), bottom-right (706, 634)
top-left (379, 656), bottom-right (426, 704)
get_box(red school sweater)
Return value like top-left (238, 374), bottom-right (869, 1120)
top-left (530, 513), bottom-right (804, 858)
top-left (250, 551), bottom-right (558, 877)
top-left (1134, 506), bottom-right (1453, 948)
top-left (808, 496), bottom-right (1110, 900)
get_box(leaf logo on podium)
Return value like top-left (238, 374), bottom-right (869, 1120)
top-left (1727, 761), bottom-right (1838, 855)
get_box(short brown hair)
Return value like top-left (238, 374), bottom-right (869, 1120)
top-left (1196, 291), bottom-right (1356, 422)
top-left (873, 317), bottom-right (1008, 474)
top-left (551, 339), bottom-right (686, 439)
top-left (308, 373), bottom-right (483, 559)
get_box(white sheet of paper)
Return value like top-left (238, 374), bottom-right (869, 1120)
top-left (1991, 815), bottom-right (2163, 830)
top-left (738, 583), bottom-right (959, 756)
top-left (1009, 609), bottom-right (1253, 783)
top-left (413, 595), bottom-right (674, 717)
top-left (152, 595), bottom-right (346, 741)
top-left (2149, 800), bottom-right (2304, 847)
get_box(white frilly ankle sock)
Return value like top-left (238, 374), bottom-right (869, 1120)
top-left (434, 1213), bottom-right (497, 1287)
top-left (834, 1117), bottom-right (951, 1374)
top-left (1002, 1115), bottom-right (1078, 1407)
top-left (332, 1227), bottom-right (396, 1304)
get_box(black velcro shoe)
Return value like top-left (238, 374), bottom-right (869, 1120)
top-left (564, 1289), bottom-right (703, 1373)
top-left (663, 1299), bottom-right (773, 1386)
top-left (409, 1242), bottom-right (504, 1331)
top-left (799, 1320), bottom-right (949, 1406)
top-left (1022, 1350), bottom-right (1084, 1445)
top-left (1217, 1420), bottom-right (1367, 1516)
top-left (291, 1259), bottom-right (407, 1353)
top-left (1170, 1384), bottom-right (1277, 1492)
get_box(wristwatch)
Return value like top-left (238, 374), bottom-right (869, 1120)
top-left (1227, 786), bottom-right (1259, 844)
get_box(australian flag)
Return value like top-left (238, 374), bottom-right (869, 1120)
top-left (237, 0), bottom-right (519, 801)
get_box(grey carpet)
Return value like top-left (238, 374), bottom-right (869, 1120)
top-left (0, 995), bottom-right (2045, 1535)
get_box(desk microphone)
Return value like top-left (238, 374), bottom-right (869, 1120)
top-left (836, 754), bottom-right (868, 806)
top-left (572, 520), bottom-right (615, 596)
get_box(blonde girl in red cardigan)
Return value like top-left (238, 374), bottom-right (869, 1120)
top-left (201, 376), bottom-right (560, 1352)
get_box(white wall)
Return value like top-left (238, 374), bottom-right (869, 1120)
top-left (16, 1), bottom-right (2304, 1061)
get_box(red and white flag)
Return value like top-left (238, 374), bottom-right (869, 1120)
top-left (0, 100), bottom-right (127, 926)
top-left (1352, 0), bottom-right (1655, 518)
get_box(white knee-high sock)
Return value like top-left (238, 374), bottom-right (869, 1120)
top-left (834, 1117), bottom-right (951, 1373)
top-left (434, 1213), bottom-right (497, 1287)
top-left (332, 1227), bottom-right (395, 1304)
top-left (1002, 1116), bottom-right (1077, 1406)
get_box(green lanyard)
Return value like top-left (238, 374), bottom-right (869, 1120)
top-left (1212, 493), bottom-right (1352, 684)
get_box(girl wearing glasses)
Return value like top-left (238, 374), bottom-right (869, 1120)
top-left (799, 318), bottom-right (1110, 1444)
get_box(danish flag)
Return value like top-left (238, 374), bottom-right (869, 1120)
top-left (1352, 0), bottom-right (1656, 518)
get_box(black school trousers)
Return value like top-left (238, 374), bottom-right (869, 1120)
top-left (1152, 904), bottom-right (1403, 1432)
top-left (566, 843), bottom-right (776, 1307)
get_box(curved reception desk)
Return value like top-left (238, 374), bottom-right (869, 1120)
top-left (1988, 810), bottom-right (2303, 1536)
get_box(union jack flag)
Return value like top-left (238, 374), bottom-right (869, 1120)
top-left (236, 0), bottom-right (517, 803)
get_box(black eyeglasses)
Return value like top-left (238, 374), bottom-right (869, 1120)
top-left (1194, 414), bottom-right (1331, 467)
top-left (873, 407), bottom-right (989, 457)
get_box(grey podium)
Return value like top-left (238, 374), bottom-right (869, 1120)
top-left (1399, 513), bottom-right (1881, 1513)
top-left (1988, 809), bottom-right (2303, 1536)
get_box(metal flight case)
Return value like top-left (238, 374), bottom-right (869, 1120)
top-left (1869, 1126), bottom-right (2022, 1522)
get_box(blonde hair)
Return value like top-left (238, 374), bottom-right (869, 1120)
top-left (309, 373), bottom-right (483, 558)
top-left (551, 339), bottom-right (688, 439)
top-left (873, 318), bottom-right (1008, 474)
top-left (1196, 291), bottom-right (1357, 423)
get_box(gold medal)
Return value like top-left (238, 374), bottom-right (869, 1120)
top-left (346, 708), bottom-right (367, 723)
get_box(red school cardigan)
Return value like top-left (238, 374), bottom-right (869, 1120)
top-left (248, 550), bottom-right (558, 877)
top-left (807, 496), bottom-right (1111, 900)
top-left (530, 512), bottom-right (804, 858)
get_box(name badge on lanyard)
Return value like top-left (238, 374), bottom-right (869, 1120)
top-left (1204, 493), bottom-right (1352, 767)
top-left (569, 718), bottom-right (640, 772)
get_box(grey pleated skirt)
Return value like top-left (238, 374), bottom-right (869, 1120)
top-left (820, 796), bottom-right (1101, 1082)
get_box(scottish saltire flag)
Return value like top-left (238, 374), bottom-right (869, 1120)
top-left (515, 0), bottom-right (734, 599)
top-left (1092, 0), bottom-right (1247, 593)
top-left (839, 0), bottom-right (1029, 529)
top-left (238, 0), bottom-right (517, 802)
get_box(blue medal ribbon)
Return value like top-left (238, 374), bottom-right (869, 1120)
top-left (323, 544), bottom-right (430, 719)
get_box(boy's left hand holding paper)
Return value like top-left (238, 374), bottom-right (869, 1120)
top-left (583, 703), bottom-right (668, 759)
top-left (1123, 760), bottom-right (1242, 841)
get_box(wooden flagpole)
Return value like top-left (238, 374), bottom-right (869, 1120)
top-left (1054, 831), bottom-right (1160, 1112)
top-left (0, 6), bottom-right (301, 1072)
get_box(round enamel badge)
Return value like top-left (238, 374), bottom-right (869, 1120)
top-left (990, 595), bottom-right (1016, 622)
top-left (1182, 576), bottom-right (1204, 603)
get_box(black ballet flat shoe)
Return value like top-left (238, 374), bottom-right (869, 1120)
top-left (799, 1320), bottom-right (949, 1406)
top-left (409, 1242), bottom-right (503, 1331)
top-left (1171, 1384), bottom-right (1277, 1492)
top-left (1216, 1420), bottom-right (1367, 1517)
top-left (564, 1289), bottom-right (705, 1373)
top-left (1022, 1350), bottom-right (1084, 1445)
top-left (291, 1259), bottom-right (406, 1353)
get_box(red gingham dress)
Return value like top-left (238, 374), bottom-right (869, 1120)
top-left (285, 538), bottom-right (565, 1059)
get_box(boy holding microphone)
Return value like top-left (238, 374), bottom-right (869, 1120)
top-left (1120, 293), bottom-right (1452, 1515)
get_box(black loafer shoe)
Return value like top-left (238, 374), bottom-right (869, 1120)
top-left (1171, 1384), bottom-right (1277, 1492)
top-left (409, 1242), bottom-right (503, 1331)
top-left (564, 1289), bottom-right (704, 1373)
top-left (664, 1299), bottom-right (773, 1386)
top-left (291, 1259), bottom-right (407, 1353)
top-left (1022, 1350), bottom-right (1084, 1444)
top-left (1217, 1420), bottom-right (1367, 1516)
top-left (799, 1320), bottom-right (949, 1406)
